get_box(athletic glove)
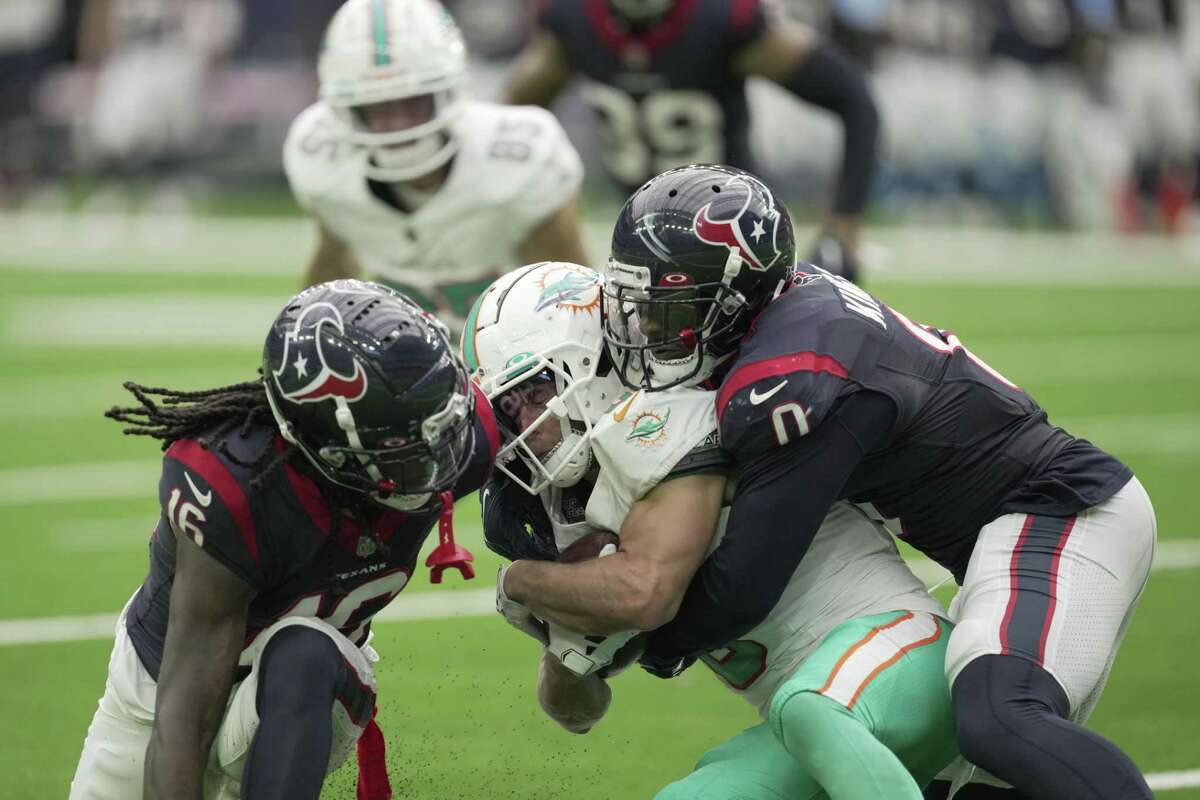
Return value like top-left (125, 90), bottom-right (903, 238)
top-left (496, 562), bottom-right (549, 646)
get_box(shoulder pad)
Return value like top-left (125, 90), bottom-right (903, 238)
top-left (480, 472), bottom-right (558, 562)
top-left (586, 388), bottom-right (719, 533)
top-left (283, 102), bottom-right (362, 208)
top-left (161, 439), bottom-right (265, 587)
top-left (718, 276), bottom-right (890, 460)
top-left (453, 102), bottom-right (582, 225)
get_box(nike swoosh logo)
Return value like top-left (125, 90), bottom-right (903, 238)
top-left (185, 472), bottom-right (213, 507)
top-left (748, 381), bottom-right (787, 405)
top-left (612, 392), bottom-right (640, 423)
top-left (481, 488), bottom-right (491, 509)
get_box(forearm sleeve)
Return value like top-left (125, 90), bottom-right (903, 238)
top-left (641, 391), bottom-right (895, 667)
top-left (781, 43), bottom-right (880, 216)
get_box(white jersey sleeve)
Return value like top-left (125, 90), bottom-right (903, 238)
top-left (283, 102), bottom-right (358, 214)
top-left (448, 102), bottom-right (584, 234)
top-left (585, 388), bottom-right (724, 536)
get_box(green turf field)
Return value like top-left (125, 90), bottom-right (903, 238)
top-left (0, 217), bottom-right (1197, 799)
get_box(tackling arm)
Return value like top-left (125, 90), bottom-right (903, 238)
top-left (301, 222), bottom-right (362, 290)
top-left (503, 30), bottom-right (575, 108)
top-left (735, 20), bottom-right (879, 264)
top-left (502, 473), bottom-right (725, 634)
top-left (640, 391), bottom-right (895, 672)
top-left (144, 533), bottom-right (254, 800)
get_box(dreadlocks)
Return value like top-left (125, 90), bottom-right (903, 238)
top-left (105, 376), bottom-right (294, 487)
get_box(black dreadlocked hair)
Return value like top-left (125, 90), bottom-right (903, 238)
top-left (105, 375), bottom-right (295, 488)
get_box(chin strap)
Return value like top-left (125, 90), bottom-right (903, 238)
top-left (356, 707), bottom-right (391, 800)
top-left (425, 490), bottom-right (475, 583)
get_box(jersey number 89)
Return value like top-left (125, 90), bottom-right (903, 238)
top-left (583, 84), bottom-right (724, 187)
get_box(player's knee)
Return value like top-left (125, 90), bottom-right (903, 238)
top-left (257, 626), bottom-right (344, 714)
top-left (951, 655), bottom-right (1069, 768)
top-left (770, 689), bottom-right (847, 754)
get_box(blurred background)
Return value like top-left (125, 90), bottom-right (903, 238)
top-left (1, 1), bottom-right (1199, 799)
top-left (2, 0), bottom-right (1200, 228)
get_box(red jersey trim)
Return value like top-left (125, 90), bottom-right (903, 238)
top-left (584, 0), bottom-right (699, 58)
top-left (167, 439), bottom-right (260, 565)
top-left (730, 0), bottom-right (758, 31)
top-left (717, 352), bottom-right (849, 422)
top-left (473, 383), bottom-right (500, 463)
top-left (280, 437), bottom-right (333, 536)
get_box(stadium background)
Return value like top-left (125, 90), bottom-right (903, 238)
top-left (0, 0), bottom-right (1198, 797)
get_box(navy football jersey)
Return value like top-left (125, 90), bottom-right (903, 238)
top-left (985, 0), bottom-right (1095, 66)
top-left (541, 0), bottom-right (767, 191)
top-left (718, 271), bottom-right (1132, 579)
top-left (125, 385), bottom-right (498, 679)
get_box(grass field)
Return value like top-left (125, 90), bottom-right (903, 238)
top-left (0, 214), bottom-right (1197, 799)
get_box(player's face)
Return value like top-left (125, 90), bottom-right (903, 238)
top-left (498, 379), bottom-right (563, 458)
top-left (615, 293), bottom-right (700, 360)
top-left (356, 95), bottom-right (437, 135)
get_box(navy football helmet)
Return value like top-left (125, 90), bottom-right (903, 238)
top-left (263, 280), bottom-right (474, 510)
top-left (603, 165), bottom-right (795, 391)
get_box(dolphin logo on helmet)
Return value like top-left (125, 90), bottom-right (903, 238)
top-left (272, 302), bottom-right (368, 404)
top-left (691, 175), bottom-right (783, 272)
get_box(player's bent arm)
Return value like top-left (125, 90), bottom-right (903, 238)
top-left (503, 473), bottom-right (725, 634)
top-left (642, 391), bottom-right (896, 667)
top-left (144, 534), bottom-right (254, 800)
top-left (537, 650), bottom-right (612, 734)
top-left (503, 30), bottom-right (575, 108)
top-left (735, 21), bottom-right (879, 232)
top-left (517, 193), bottom-right (590, 267)
top-left (301, 222), bottom-right (362, 290)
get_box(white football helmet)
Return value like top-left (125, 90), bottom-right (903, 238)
top-left (318, 0), bottom-right (467, 181)
top-left (463, 262), bottom-right (628, 495)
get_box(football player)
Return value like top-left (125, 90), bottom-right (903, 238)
top-left (285, 0), bottom-right (588, 332)
top-left (69, 281), bottom-right (498, 800)
top-left (594, 165), bottom-right (1157, 799)
top-left (503, 0), bottom-right (879, 281)
top-left (467, 262), bottom-right (958, 798)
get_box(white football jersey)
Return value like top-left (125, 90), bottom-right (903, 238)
top-left (540, 484), bottom-right (599, 553)
top-left (584, 388), bottom-right (945, 715)
top-left (283, 100), bottom-right (584, 325)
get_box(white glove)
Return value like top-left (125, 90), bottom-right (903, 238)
top-left (496, 562), bottom-right (548, 646)
top-left (545, 540), bottom-right (638, 677)
top-left (546, 622), bottom-right (640, 678)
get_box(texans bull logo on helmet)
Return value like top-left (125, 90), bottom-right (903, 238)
top-left (272, 302), bottom-right (368, 405)
top-left (691, 175), bottom-right (785, 272)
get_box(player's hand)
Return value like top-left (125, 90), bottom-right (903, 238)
top-left (808, 230), bottom-right (861, 284)
top-left (496, 562), bottom-right (549, 645)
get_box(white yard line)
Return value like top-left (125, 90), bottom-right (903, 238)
top-left (2, 295), bottom-right (281, 348)
top-left (2, 214), bottom-right (1200, 284)
top-left (3, 541), bottom-right (1197, 648)
top-left (1150, 770), bottom-right (1200, 791)
top-left (0, 368), bottom-right (260, 421)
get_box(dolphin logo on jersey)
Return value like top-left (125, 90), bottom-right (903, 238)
top-left (272, 302), bottom-right (368, 404)
top-left (691, 176), bottom-right (784, 272)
